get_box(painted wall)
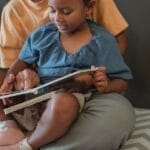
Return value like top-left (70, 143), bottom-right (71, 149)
top-left (0, 0), bottom-right (9, 19)
top-left (116, 0), bottom-right (150, 108)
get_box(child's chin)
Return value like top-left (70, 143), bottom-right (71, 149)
top-left (58, 28), bottom-right (68, 33)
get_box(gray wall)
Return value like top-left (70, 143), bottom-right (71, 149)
top-left (0, 0), bottom-right (9, 19)
top-left (115, 0), bottom-right (150, 108)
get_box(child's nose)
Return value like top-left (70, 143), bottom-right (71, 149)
top-left (55, 13), bottom-right (64, 23)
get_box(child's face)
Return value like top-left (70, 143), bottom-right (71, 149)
top-left (31, 0), bottom-right (43, 2)
top-left (48, 0), bottom-right (91, 33)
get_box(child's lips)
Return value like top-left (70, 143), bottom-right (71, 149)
top-left (57, 24), bottom-right (67, 30)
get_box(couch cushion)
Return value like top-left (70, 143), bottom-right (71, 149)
top-left (121, 108), bottom-right (150, 150)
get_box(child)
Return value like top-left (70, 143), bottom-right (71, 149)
top-left (0, 0), bottom-right (128, 91)
top-left (0, 0), bottom-right (133, 149)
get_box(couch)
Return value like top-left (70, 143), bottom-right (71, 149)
top-left (1, 0), bottom-right (150, 149)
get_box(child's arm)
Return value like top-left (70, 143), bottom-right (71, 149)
top-left (73, 73), bottom-right (94, 89)
top-left (101, 78), bottom-right (128, 93)
top-left (6, 59), bottom-right (28, 77)
top-left (0, 59), bottom-right (28, 100)
top-left (92, 66), bottom-right (128, 93)
top-left (49, 73), bottom-right (94, 93)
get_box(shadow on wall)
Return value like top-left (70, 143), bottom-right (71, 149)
top-left (115, 0), bottom-right (150, 108)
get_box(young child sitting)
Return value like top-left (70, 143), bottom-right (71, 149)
top-left (0, 0), bottom-right (133, 149)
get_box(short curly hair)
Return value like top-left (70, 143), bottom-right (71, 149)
top-left (83, 0), bottom-right (91, 5)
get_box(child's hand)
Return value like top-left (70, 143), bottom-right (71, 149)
top-left (91, 66), bottom-right (109, 93)
top-left (0, 73), bottom-right (15, 106)
top-left (51, 74), bottom-right (94, 93)
top-left (0, 73), bottom-right (15, 94)
top-left (74, 73), bottom-right (94, 88)
top-left (14, 69), bottom-right (40, 90)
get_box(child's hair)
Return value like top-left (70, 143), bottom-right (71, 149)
top-left (83, 0), bottom-right (91, 6)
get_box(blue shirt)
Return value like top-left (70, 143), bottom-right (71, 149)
top-left (19, 20), bottom-right (132, 83)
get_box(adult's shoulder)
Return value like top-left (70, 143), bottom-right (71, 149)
top-left (2, 0), bottom-right (21, 14)
top-left (92, 0), bottom-right (128, 36)
top-left (1, 0), bottom-right (26, 26)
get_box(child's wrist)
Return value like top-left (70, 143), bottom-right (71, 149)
top-left (5, 73), bottom-right (15, 84)
top-left (103, 78), bottom-right (111, 93)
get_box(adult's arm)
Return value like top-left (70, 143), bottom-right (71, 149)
top-left (92, 0), bottom-right (128, 55)
top-left (0, 0), bottom-right (49, 68)
top-left (116, 30), bottom-right (127, 56)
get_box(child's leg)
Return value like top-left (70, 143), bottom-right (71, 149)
top-left (28, 92), bottom-right (80, 149)
top-left (0, 101), bottom-right (25, 146)
top-left (0, 69), bottom-right (39, 147)
top-left (0, 92), bottom-right (81, 149)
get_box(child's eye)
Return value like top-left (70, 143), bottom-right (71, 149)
top-left (62, 9), bottom-right (71, 15)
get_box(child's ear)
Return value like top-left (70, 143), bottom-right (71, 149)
top-left (85, 0), bottom-right (96, 19)
top-left (88, 0), bottom-right (96, 8)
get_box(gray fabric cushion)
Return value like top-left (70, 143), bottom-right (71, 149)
top-left (121, 108), bottom-right (150, 150)
top-left (41, 93), bottom-right (135, 150)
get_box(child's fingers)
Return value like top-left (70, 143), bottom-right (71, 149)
top-left (2, 99), bottom-right (7, 105)
top-left (24, 79), bottom-right (32, 90)
top-left (91, 66), bottom-right (106, 76)
top-left (15, 72), bottom-right (25, 90)
top-left (96, 66), bottom-right (106, 73)
top-left (94, 70), bottom-right (107, 79)
top-left (0, 83), bottom-right (13, 95)
top-left (2, 98), bottom-right (13, 106)
top-left (15, 69), bottom-right (39, 90)
top-left (91, 65), bottom-right (97, 71)
top-left (91, 65), bottom-right (103, 71)
top-left (94, 74), bottom-right (106, 82)
top-left (7, 74), bottom-right (15, 84)
top-left (23, 69), bottom-right (39, 89)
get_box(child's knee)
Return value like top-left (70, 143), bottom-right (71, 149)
top-left (0, 120), bottom-right (25, 146)
top-left (52, 93), bottom-right (79, 113)
top-left (44, 93), bottom-right (79, 123)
